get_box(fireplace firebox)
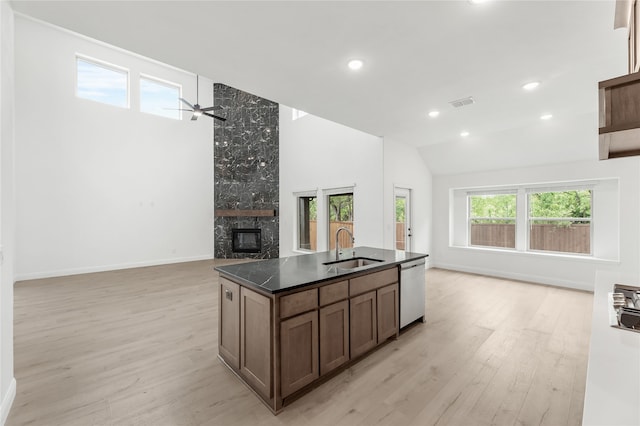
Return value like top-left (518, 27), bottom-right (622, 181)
top-left (232, 228), bottom-right (261, 253)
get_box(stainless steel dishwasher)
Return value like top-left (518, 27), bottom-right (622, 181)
top-left (400, 258), bottom-right (426, 328)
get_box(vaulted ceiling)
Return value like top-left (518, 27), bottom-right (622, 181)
top-left (10, 0), bottom-right (628, 174)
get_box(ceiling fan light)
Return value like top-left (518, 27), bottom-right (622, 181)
top-left (193, 110), bottom-right (203, 117)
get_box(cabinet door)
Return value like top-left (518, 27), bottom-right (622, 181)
top-left (377, 283), bottom-right (399, 343)
top-left (219, 278), bottom-right (240, 369)
top-left (319, 300), bottom-right (349, 375)
top-left (350, 291), bottom-right (377, 358)
top-left (280, 311), bottom-right (319, 397)
top-left (240, 287), bottom-right (272, 399)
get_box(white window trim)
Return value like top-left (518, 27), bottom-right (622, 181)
top-left (139, 73), bottom-right (183, 120)
top-left (75, 54), bottom-right (130, 108)
top-left (459, 180), bottom-right (599, 258)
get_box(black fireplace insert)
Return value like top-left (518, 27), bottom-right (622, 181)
top-left (232, 228), bottom-right (261, 253)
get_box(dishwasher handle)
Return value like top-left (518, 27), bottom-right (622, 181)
top-left (401, 259), bottom-right (425, 270)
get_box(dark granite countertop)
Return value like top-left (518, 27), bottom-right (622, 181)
top-left (214, 246), bottom-right (429, 294)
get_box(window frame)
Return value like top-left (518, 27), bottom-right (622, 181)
top-left (323, 187), bottom-right (355, 251)
top-left (467, 191), bottom-right (517, 250)
top-left (294, 191), bottom-right (318, 252)
top-left (139, 73), bottom-right (183, 120)
top-left (456, 181), bottom-right (601, 258)
top-left (75, 54), bottom-right (130, 108)
top-left (526, 188), bottom-right (593, 256)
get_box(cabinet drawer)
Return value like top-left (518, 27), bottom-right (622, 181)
top-left (319, 280), bottom-right (348, 306)
top-left (280, 288), bottom-right (318, 318)
top-left (350, 267), bottom-right (398, 297)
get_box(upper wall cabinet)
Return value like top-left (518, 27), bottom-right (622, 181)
top-left (599, 0), bottom-right (640, 160)
top-left (627, 0), bottom-right (640, 74)
top-left (599, 72), bottom-right (640, 159)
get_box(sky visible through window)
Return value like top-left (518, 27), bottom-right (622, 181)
top-left (140, 78), bottom-right (180, 119)
top-left (76, 58), bottom-right (128, 107)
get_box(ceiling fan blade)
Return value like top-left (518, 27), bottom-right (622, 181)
top-left (180, 98), bottom-right (195, 109)
top-left (203, 112), bottom-right (227, 122)
top-left (200, 105), bottom-right (223, 112)
top-left (165, 108), bottom-right (194, 111)
top-left (190, 114), bottom-right (198, 121)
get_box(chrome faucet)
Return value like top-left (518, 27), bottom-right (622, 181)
top-left (335, 227), bottom-right (355, 260)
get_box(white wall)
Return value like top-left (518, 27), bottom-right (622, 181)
top-left (432, 159), bottom-right (640, 291)
top-left (383, 138), bottom-right (432, 263)
top-left (14, 16), bottom-right (215, 280)
top-left (279, 106), bottom-right (384, 257)
top-left (0, 1), bottom-right (16, 423)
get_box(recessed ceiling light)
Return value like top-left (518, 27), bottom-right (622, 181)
top-left (348, 59), bottom-right (363, 71)
top-left (428, 111), bottom-right (440, 118)
top-left (460, 131), bottom-right (470, 137)
top-left (540, 114), bottom-right (553, 120)
top-left (522, 81), bottom-right (540, 91)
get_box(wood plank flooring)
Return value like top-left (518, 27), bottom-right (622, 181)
top-left (6, 262), bottom-right (592, 426)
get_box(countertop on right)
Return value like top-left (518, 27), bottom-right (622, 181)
top-left (582, 270), bottom-right (640, 426)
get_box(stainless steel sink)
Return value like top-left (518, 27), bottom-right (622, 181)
top-left (323, 257), bottom-right (384, 270)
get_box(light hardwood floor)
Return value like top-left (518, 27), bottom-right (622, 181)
top-left (7, 262), bottom-right (592, 426)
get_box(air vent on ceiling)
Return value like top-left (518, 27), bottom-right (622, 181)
top-left (449, 96), bottom-right (475, 108)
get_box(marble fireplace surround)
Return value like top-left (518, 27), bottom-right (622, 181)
top-left (213, 84), bottom-right (279, 259)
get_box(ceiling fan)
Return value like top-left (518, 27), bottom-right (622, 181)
top-left (177, 75), bottom-right (226, 122)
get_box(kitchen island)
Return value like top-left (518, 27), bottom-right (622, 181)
top-left (214, 247), bottom-right (428, 413)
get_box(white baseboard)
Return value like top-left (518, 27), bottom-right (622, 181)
top-left (431, 261), bottom-right (594, 292)
top-left (1, 378), bottom-right (16, 426)
top-left (15, 254), bottom-right (214, 282)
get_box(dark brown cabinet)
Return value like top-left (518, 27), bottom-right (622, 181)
top-left (377, 283), bottom-right (399, 343)
top-left (319, 300), bottom-right (349, 375)
top-left (280, 310), bottom-right (319, 397)
top-left (350, 291), bottom-right (377, 358)
top-left (219, 278), bottom-right (240, 369)
top-left (240, 286), bottom-right (272, 399)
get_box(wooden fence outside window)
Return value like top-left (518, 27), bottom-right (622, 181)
top-left (470, 223), bottom-right (590, 254)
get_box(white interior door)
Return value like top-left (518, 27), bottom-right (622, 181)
top-left (394, 187), bottom-right (412, 252)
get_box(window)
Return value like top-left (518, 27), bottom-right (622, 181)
top-left (292, 108), bottom-right (308, 120)
top-left (452, 180), bottom-right (612, 259)
top-left (297, 195), bottom-right (317, 251)
top-left (468, 193), bottom-right (516, 249)
top-left (395, 195), bottom-right (407, 250)
top-left (76, 56), bottom-right (128, 108)
top-left (140, 76), bottom-right (181, 119)
top-left (328, 193), bottom-right (354, 250)
top-left (527, 189), bottom-right (592, 254)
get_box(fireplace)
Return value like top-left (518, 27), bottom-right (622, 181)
top-left (232, 228), bottom-right (262, 253)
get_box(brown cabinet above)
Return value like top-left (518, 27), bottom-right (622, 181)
top-left (599, 71), bottom-right (640, 159)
